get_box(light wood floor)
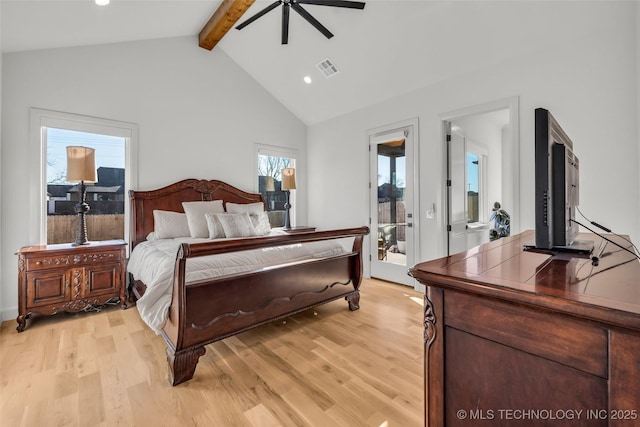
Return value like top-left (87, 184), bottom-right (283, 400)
top-left (1, 279), bottom-right (424, 427)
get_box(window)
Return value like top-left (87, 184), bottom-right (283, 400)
top-left (255, 144), bottom-right (297, 228)
top-left (31, 109), bottom-right (138, 246)
top-left (467, 152), bottom-right (480, 223)
top-left (46, 128), bottom-right (126, 244)
top-left (466, 142), bottom-right (488, 224)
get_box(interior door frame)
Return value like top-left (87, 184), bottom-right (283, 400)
top-left (439, 96), bottom-right (520, 255)
top-left (367, 117), bottom-right (420, 288)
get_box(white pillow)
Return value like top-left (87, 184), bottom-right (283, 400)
top-left (217, 213), bottom-right (258, 238)
top-left (226, 202), bottom-right (264, 215)
top-left (205, 212), bottom-right (226, 239)
top-left (250, 211), bottom-right (271, 236)
top-left (152, 210), bottom-right (191, 239)
top-left (182, 200), bottom-right (225, 238)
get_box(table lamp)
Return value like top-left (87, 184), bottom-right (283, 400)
top-left (66, 146), bottom-right (97, 246)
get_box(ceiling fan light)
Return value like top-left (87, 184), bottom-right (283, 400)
top-left (95, 0), bottom-right (110, 6)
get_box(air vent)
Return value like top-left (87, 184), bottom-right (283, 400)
top-left (316, 58), bottom-right (339, 78)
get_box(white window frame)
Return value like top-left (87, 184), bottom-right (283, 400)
top-left (30, 108), bottom-right (138, 247)
top-left (254, 143), bottom-right (298, 225)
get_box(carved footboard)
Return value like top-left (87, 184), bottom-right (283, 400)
top-left (163, 227), bottom-right (369, 385)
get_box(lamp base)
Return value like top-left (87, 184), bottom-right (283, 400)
top-left (283, 190), bottom-right (292, 230)
top-left (72, 189), bottom-right (90, 246)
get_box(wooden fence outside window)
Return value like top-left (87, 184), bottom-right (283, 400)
top-left (47, 214), bottom-right (124, 244)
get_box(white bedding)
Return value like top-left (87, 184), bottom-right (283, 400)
top-left (127, 230), bottom-right (346, 334)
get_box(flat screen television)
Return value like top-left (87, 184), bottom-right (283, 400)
top-left (533, 108), bottom-right (593, 254)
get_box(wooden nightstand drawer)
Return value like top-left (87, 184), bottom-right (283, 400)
top-left (26, 250), bottom-right (121, 271)
top-left (26, 255), bottom-right (72, 271)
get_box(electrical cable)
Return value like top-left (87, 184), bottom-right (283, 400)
top-left (576, 206), bottom-right (640, 257)
top-left (570, 219), bottom-right (640, 261)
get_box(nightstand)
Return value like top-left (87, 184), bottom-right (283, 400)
top-left (16, 239), bottom-right (127, 332)
top-left (283, 226), bottom-right (316, 233)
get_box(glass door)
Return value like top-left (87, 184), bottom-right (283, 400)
top-left (369, 123), bottom-right (416, 287)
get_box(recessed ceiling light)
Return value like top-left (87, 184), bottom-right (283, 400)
top-left (95, 0), bottom-right (110, 6)
top-left (303, 76), bottom-right (312, 84)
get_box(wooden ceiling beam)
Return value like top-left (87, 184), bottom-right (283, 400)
top-left (199, 0), bottom-right (256, 51)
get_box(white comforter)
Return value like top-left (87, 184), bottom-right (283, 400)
top-left (127, 231), bottom-right (346, 334)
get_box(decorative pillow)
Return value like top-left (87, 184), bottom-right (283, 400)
top-left (152, 210), bottom-right (191, 239)
top-left (205, 212), bottom-right (226, 239)
top-left (182, 200), bottom-right (225, 238)
top-left (226, 202), bottom-right (264, 215)
top-left (250, 211), bottom-right (272, 236)
top-left (217, 213), bottom-right (258, 238)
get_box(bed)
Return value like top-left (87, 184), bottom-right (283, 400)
top-left (127, 179), bottom-right (369, 386)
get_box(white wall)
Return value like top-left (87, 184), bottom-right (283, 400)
top-left (0, 2), bottom-right (3, 314)
top-left (308, 2), bottom-right (639, 270)
top-left (0, 36), bottom-right (307, 320)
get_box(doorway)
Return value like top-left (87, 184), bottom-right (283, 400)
top-left (368, 118), bottom-right (418, 287)
top-left (441, 97), bottom-right (519, 256)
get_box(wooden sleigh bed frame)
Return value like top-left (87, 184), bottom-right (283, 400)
top-left (128, 179), bottom-right (369, 386)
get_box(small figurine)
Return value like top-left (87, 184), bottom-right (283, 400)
top-left (489, 202), bottom-right (510, 240)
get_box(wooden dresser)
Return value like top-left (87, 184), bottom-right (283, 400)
top-left (409, 230), bottom-right (640, 427)
top-left (17, 239), bottom-right (127, 332)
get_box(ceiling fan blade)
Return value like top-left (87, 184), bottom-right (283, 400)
top-left (282, 3), bottom-right (290, 44)
top-left (291, 3), bottom-right (334, 39)
top-left (236, 0), bottom-right (282, 30)
top-left (297, 0), bottom-right (366, 10)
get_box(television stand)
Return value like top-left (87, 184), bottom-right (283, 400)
top-left (410, 230), bottom-right (640, 427)
top-left (523, 239), bottom-right (594, 256)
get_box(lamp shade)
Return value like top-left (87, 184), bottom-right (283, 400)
top-left (265, 176), bottom-right (275, 192)
top-left (281, 168), bottom-right (296, 190)
top-left (66, 146), bottom-right (97, 183)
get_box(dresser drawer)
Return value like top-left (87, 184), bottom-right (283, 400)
top-left (26, 250), bottom-right (121, 271)
top-left (444, 289), bottom-right (608, 377)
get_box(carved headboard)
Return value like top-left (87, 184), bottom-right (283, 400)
top-left (129, 179), bottom-right (265, 249)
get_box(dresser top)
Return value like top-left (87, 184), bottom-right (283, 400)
top-left (410, 230), bottom-right (640, 332)
top-left (18, 239), bottom-right (126, 254)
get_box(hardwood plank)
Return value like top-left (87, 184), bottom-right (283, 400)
top-left (280, 386), bottom-right (331, 426)
top-left (126, 381), bottom-right (181, 426)
top-left (0, 278), bottom-right (423, 426)
top-left (77, 372), bottom-right (105, 426)
top-left (244, 403), bottom-right (281, 427)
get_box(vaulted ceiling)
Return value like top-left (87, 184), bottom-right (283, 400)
top-left (1, 1), bottom-right (613, 125)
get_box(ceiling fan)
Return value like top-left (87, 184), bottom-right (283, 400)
top-left (235, 0), bottom-right (366, 45)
